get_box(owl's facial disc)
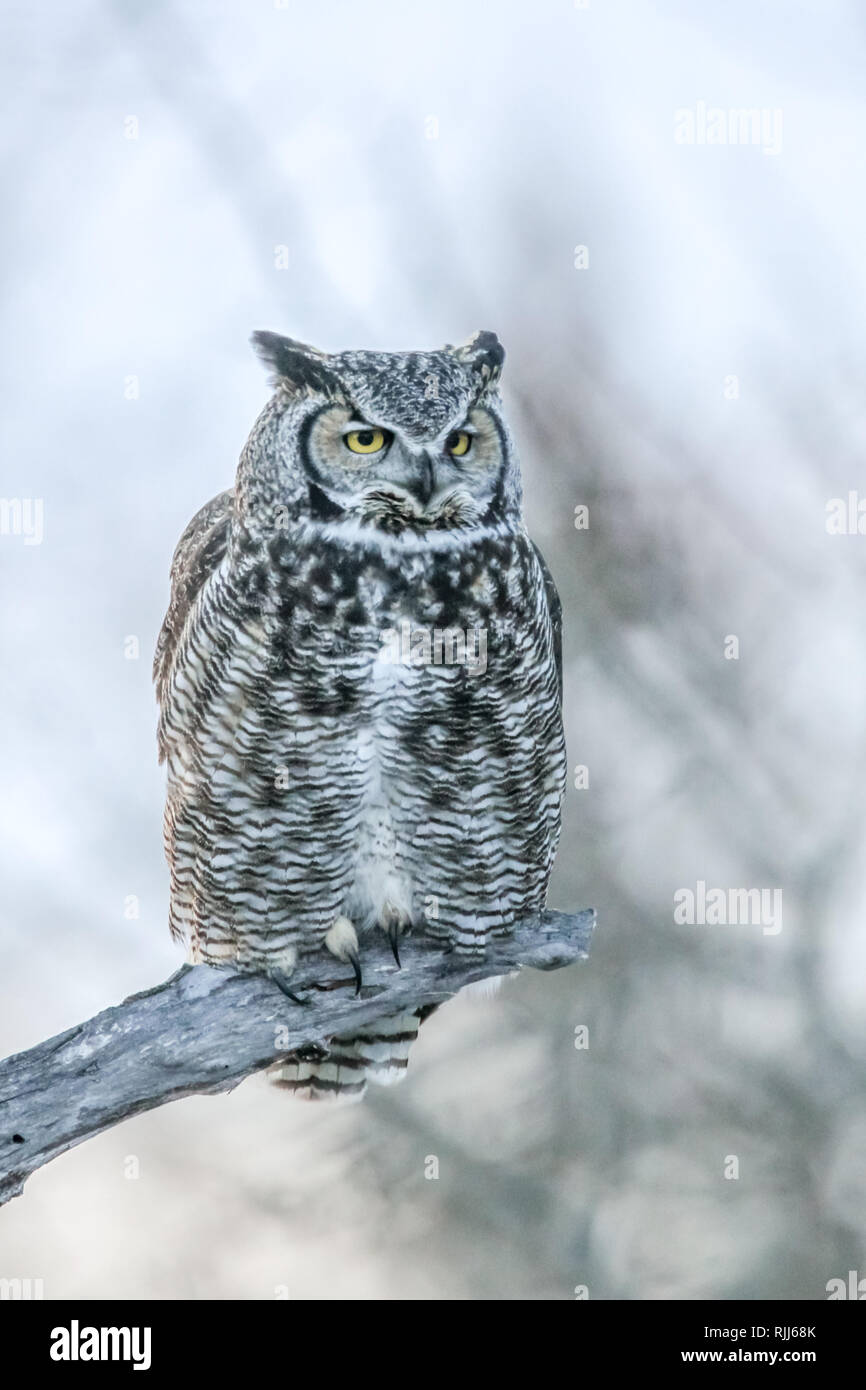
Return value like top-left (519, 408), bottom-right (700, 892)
top-left (303, 403), bottom-right (504, 532)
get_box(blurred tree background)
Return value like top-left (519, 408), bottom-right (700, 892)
top-left (1, 0), bottom-right (865, 1299)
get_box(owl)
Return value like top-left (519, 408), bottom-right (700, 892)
top-left (154, 330), bottom-right (566, 1099)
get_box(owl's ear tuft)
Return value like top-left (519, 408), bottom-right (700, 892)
top-left (454, 330), bottom-right (505, 385)
top-left (251, 331), bottom-right (336, 394)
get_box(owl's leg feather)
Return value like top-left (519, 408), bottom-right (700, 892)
top-left (325, 916), bottom-right (363, 996)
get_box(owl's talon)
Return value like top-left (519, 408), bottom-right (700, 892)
top-left (324, 915), bottom-right (363, 993)
top-left (346, 947), bottom-right (363, 996)
top-left (271, 971), bottom-right (309, 1005)
top-left (380, 903), bottom-right (410, 968)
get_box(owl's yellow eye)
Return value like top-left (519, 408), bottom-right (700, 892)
top-left (446, 429), bottom-right (472, 458)
top-left (345, 428), bottom-right (388, 455)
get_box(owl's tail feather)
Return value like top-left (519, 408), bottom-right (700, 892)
top-left (269, 1005), bottom-right (438, 1102)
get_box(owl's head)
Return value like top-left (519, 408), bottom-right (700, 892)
top-left (241, 330), bottom-right (521, 537)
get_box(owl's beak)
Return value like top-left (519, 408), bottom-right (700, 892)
top-left (406, 453), bottom-right (435, 508)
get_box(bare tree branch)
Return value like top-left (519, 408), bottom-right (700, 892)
top-left (0, 909), bottom-right (594, 1207)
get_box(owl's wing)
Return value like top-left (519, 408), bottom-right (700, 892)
top-left (153, 488), bottom-right (234, 721)
top-left (530, 539), bottom-right (563, 707)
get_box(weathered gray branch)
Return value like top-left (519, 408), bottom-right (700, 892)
top-left (0, 908), bottom-right (594, 1206)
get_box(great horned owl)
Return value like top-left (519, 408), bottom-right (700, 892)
top-left (154, 330), bottom-right (566, 1098)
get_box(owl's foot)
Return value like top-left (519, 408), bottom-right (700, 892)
top-left (380, 903), bottom-right (412, 969)
top-left (325, 915), bottom-right (363, 996)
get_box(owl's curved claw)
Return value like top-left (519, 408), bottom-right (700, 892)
top-left (386, 920), bottom-right (402, 969)
top-left (271, 970), bottom-right (309, 1005)
top-left (346, 947), bottom-right (363, 996)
